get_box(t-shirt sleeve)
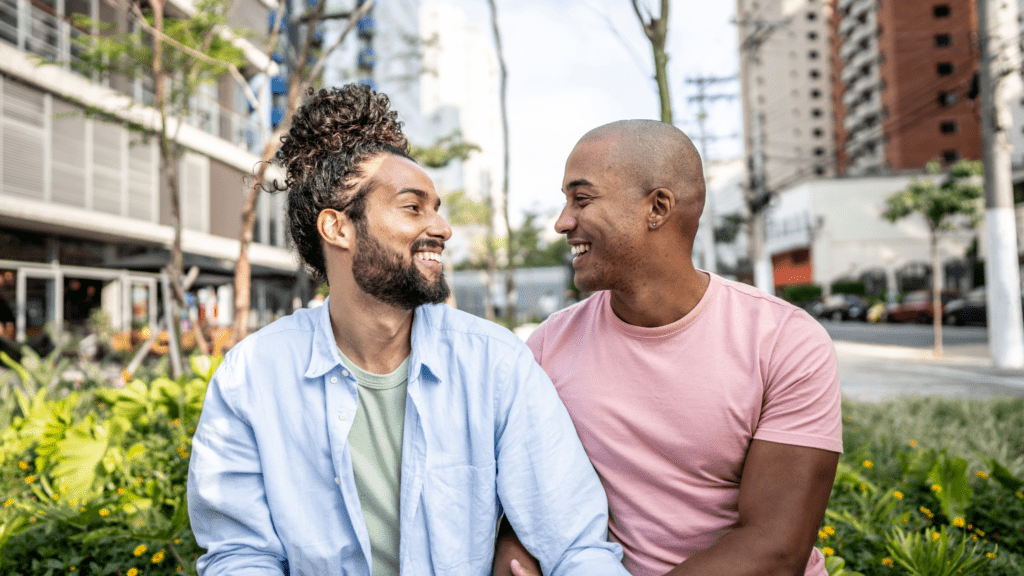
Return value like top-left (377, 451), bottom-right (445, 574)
top-left (753, 309), bottom-right (843, 453)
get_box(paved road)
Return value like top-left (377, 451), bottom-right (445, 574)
top-left (817, 320), bottom-right (1024, 401)
top-left (820, 320), bottom-right (990, 357)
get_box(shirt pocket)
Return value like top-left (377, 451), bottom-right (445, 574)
top-left (423, 462), bottom-right (498, 572)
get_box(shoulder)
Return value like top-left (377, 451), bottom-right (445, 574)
top-left (529, 293), bottom-right (604, 341)
top-left (714, 276), bottom-right (828, 337)
top-left (220, 308), bottom-right (319, 374)
top-left (418, 303), bottom-right (523, 352)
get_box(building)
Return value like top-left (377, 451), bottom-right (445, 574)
top-left (419, 1), bottom-right (503, 265)
top-left (0, 0), bottom-right (301, 344)
top-left (830, 0), bottom-right (1024, 174)
top-left (737, 0), bottom-right (836, 192)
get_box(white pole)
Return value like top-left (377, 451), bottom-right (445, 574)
top-left (978, 0), bottom-right (1024, 368)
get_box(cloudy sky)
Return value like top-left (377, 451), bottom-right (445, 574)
top-left (423, 0), bottom-right (744, 224)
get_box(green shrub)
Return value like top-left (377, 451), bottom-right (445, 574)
top-left (1, 353), bottom-right (219, 575)
top-left (831, 280), bottom-right (867, 297)
top-left (784, 284), bottom-right (823, 304)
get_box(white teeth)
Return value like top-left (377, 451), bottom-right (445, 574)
top-left (416, 252), bottom-right (440, 262)
top-left (571, 244), bottom-right (591, 256)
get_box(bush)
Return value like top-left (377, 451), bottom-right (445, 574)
top-left (831, 280), bottom-right (867, 297)
top-left (1, 352), bottom-right (220, 575)
top-left (784, 284), bottom-right (823, 304)
top-left (819, 398), bottom-right (1024, 575)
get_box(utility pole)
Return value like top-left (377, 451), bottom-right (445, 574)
top-left (686, 75), bottom-right (737, 276)
top-left (978, 0), bottom-right (1024, 368)
top-left (738, 17), bottom-right (789, 294)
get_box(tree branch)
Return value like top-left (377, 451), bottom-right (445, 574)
top-left (301, 0), bottom-right (376, 94)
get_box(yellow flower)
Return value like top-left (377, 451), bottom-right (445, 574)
top-left (863, 460), bottom-right (873, 468)
top-left (69, 568), bottom-right (75, 572)
top-left (177, 567), bottom-right (184, 572)
top-left (909, 439), bottom-right (918, 447)
top-left (69, 499), bottom-right (78, 506)
top-left (893, 491), bottom-right (904, 500)
top-left (932, 532), bottom-right (941, 541)
top-left (1017, 492), bottom-right (1023, 499)
top-left (24, 476), bottom-right (35, 484)
top-left (818, 530), bottom-right (827, 540)
top-left (986, 552), bottom-right (997, 559)
top-left (59, 485), bottom-right (68, 494)
top-left (173, 538), bottom-right (181, 544)
top-left (931, 484), bottom-right (942, 492)
top-left (79, 507), bottom-right (85, 512)
top-left (152, 550), bottom-right (165, 563)
top-left (859, 484), bottom-right (867, 492)
top-left (823, 526), bottom-right (835, 536)
top-left (920, 506), bottom-right (932, 515)
top-left (954, 517), bottom-right (966, 527)
top-left (975, 528), bottom-right (985, 536)
top-left (3, 498), bottom-right (13, 507)
top-left (126, 569), bottom-right (138, 576)
top-left (134, 544), bottom-right (147, 557)
top-left (51, 494), bottom-right (59, 501)
top-left (99, 509), bottom-right (109, 517)
top-left (975, 471), bottom-right (989, 479)
top-left (17, 461), bottom-right (28, 470)
top-left (902, 518), bottom-right (909, 523)
top-left (882, 557), bottom-right (894, 567)
top-left (117, 488), bottom-right (125, 495)
top-left (821, 547), bottom-right (835, 556)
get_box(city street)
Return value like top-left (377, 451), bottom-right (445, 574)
top-left (819, 320), bottom-right (1024, 402)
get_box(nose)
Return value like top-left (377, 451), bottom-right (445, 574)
top-left (555, 204), bottom-right (576, 235)
top-left (429, 211), bottom-right (453, 242)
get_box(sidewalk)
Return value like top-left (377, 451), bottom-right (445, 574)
top-left (833, 341), bottom-right (1024, 402)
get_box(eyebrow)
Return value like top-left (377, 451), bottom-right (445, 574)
top-left (397, 187), bottom-right (441, 209)
top-left (565, 178), bottom-right (593, 191)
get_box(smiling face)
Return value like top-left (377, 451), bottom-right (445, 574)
top-left (557, 136), bottom-right (649, 293)
top-left (350, 154), bottom-right (452, 309)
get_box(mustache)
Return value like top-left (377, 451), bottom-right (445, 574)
top-left (411, 239), bottom-right (445, 252)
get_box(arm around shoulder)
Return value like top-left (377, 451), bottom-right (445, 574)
top-left (493, 344), bottom-right (629, 576)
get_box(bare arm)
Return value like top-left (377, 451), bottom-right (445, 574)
top-left (664, 440), bottom-right (838, 576)
top-left (494, 516), bottom-right (541, 576)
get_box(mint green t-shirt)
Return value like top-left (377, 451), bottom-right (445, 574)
top-left (338, 349), bottom-right (408, 576)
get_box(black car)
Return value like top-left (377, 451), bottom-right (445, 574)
top-left (943, 287), bottom-right (1024, 326)
top-left (816, 294), bottom-right (870, 322)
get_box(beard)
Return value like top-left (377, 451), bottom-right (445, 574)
top-left (351, 220), bottom-right (450, 310)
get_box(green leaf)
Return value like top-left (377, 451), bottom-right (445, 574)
top-left (988, 458), bottom-right (1023, 492)
top-left (927, 454), bottom-right (972, 521)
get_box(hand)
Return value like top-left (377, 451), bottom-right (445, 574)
top-left (510, 558), bottom-right (540, 576)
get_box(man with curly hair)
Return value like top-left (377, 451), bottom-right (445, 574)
top-left (186, 84), bottom-right (630, 576)
top-left (497, 120), bottom-right (842, 576)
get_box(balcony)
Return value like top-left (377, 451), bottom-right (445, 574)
top-left (0, 0), bottom-right (262, 154)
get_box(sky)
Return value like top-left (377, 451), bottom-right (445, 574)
top-left (422, 0), bottom-right (744, 225)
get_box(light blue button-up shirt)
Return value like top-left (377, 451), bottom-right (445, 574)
top-left (187, 300), bottom-right (628, 576)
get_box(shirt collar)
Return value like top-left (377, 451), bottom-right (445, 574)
top-left (304, 297), bottom-right (445, 385)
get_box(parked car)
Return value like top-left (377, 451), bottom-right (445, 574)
top-left (885, 290), bottom-right (958, 323)
top-left (943, 287), bottom-right (1024, 326)
top-left (816, 294), bottom-right (870, 322)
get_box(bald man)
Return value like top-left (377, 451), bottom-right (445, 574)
top-left (494, 120), bottom-right (842, 576)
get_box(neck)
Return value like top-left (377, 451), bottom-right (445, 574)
top-left (608, 262), bottom-right (710, 328)
top-left (327, 276), bottom-right (414, 374)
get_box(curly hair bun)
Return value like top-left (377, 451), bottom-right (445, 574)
top-left (277, 83), bottom-right (409, 188)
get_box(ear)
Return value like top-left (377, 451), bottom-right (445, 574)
top-left (646, 188), bottom-right (675, 230)
top-left (317, 208), bottom-right (356, 251)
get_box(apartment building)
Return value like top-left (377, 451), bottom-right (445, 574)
top-left (0, 0), bottom-right (299, 344)
top-left (737, 0), bottom-right (836, 192)
top-left (830, 0), bottom-right (1015, 174)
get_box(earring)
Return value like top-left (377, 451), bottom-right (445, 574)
top-left (649, 222), bottom-right (656, 228)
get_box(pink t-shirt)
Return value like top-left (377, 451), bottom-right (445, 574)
top-left (527, 274), bottom-right (842, 576)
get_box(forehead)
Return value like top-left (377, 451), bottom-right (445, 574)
top-left (366, 154), bottom-right (436, 199)
top-left (563, 136), bottom-right (626, 187)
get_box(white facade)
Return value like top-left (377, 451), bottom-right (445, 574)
top-left (419, 2), bottom-right (503, 266)
top-left (693, 158), bottom-right (748, 278)
top-left (764, 176), bottom-right (977, 292)
top-left (737, 0), bottom-right (835, 191)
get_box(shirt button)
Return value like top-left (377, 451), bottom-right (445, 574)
top-left (342, 370), bottom-right (350, 377)
top-left (330, 377), bottom-right (337, 383)
top-left (339, 412), bottom-right (348, 421)
top-left (334, 477), bottom-right (340, 485)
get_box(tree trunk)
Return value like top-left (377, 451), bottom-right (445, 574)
top-left (930, 231), bottom-right (943, 356)
top-left (231, 155), bottom-right (273, 347)
top-left (632, 0), bottom-right (673, 124)
top-left (486, 0), bottom-right (516, 328)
